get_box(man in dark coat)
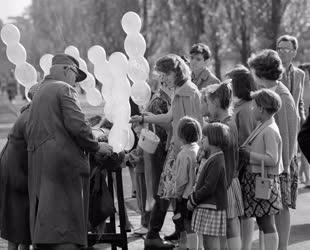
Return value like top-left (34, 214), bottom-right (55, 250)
top-left (26, 54), bottom-right (110, 250)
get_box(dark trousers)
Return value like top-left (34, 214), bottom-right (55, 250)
top-left (36, 244), bottom-right (80, 250)
top-left (146, 196), bottom-right (171, 239)
top-left (135, 172), bottom-right (151, 227)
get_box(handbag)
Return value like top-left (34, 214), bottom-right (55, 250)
top-left (89, 167), bottom-right (115, 228)
top-left (255, 159), bottom-right (273, 200)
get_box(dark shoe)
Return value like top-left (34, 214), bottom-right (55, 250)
top-left (164, 231), bottom-right (180, 241)
top-left (144, 238), bottom-right (175, 249)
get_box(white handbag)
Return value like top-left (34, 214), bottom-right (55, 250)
top-left (255, 159), bottom-right (273, 200)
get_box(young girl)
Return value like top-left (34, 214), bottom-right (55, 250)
top-left (174, 116), bottom-right (202, 250)
top-left (201, 82), bottom-right (243, 250)
top-left (240, 89), bottom-right (283, 250)
top-left (187, 122), bottom-right (229, 250)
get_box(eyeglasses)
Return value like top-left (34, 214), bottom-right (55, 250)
top-left (277, 47), bottom-right (295, 53)
top-left (68, 66), bottom-right (78, 75)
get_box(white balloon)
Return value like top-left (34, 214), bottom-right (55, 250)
top-left (104, 101), bottom-right (114, 122)
top-left (127, 56), bottom-right (150, 83)
top-left (124, 126), bottom-right (135, 151)
top-left (108, 124), bottom-right (129, 153)
top-left (78, 58), bottom-right (88, 72)
top-left (112, 101), bottom-right (131, 124)
top-left (15, 62), bottom-right (37, 87)
top-left (88, 45), bottom-right (106, 64)
top-left (24, 86), bottom-right (31, 102)
top-left (131, 81), bottom-right (151, 106)
top-left (1, 24), bottom-right (20, 45)
top-left (94, 61), bottom-right (113, 84)
top-left (109, 52), bottom-right (129, 75)
top-left (6, 43), bottom-right (26, 66)
top-left (124, 33), bottom-right (146, 58)
top-left (86, 88), bottom-right (103, 106)
top-left (80, 73), bottom-right (96, 91)
top-left (39, 54), bottom-right (53, 75)
top-left (121, 12), bottom-right (142, 34)
top-left (64, 45), bottom-right (80, 59)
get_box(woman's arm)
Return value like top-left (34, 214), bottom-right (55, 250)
top-left (131, 108), bottom-right (173, 125)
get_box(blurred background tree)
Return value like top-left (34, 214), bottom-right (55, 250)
top-left (0, 0), bottom-right (310, 80)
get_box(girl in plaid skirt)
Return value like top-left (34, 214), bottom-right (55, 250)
top-left (187, 123), bottom-right (229, 250)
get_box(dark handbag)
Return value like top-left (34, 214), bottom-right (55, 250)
top-left (89, 167), bottom-right (115, 228)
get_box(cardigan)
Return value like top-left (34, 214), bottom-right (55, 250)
top-left (233, 100), bottom-right (257, 146)
top-left (244, 118), bottom-right (283, 175)
top-left (175, 143), bottom-right (199, 199)
top-left (189, 151), bottom-right (228, 210)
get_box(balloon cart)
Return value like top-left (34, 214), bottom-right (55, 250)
top-left (88, 166), bottom-right (128, 250)
top-left (88, 128), bottom-right (128, 250)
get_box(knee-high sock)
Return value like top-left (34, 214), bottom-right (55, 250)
top-left (227, 236), bottom-right (241, 250)
top-left (187, 233), bottom-right (198, 250)
top-left (264, 232), bottom-right (279, 250)
top-left (259, 231), bottom-right (265, 250)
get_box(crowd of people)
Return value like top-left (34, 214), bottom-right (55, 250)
top-left (0, 34), bottom-right (310, 250)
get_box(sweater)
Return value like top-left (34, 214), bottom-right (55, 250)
top-left (189, 151), bottom-right (228, 210)
top-left (274, 81), bottom-right (298, 171)
top-left (175, 143), bottom-right (199, 199)
top-left (233, 100), bottom-right (257, 146)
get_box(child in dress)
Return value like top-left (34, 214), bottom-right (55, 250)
top-left (187, 122), bottom-right (229, 250)
top-left (174, 116), bottom-right (202, 250)
top-left (240, 89), bottom-right (283, 250)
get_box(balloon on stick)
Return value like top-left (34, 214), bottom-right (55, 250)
top-left (86, 88), bottom-right (103, 106)
top-left (109, 52), bottom-right (129, 76)
top-left (121, 11), bottom-right (142, 35)
top-left (127, 56), bottom-right (150, 83)
top-left (15, 62), bottom-right (37, 87)
top-left (124, 33), bottom-right (146, 58)
top-left (64, 45), bottom-right (80, 59)
top-left (1, 24), bottom-right (20, 45)
top-left (6, 43), bottom-right (26, 66)
top-left (124, 126), bottom-right (135, 151)
top-left (39, 53), bottom-right (53, 76)
top-left (88, 45), bottom-right (107, 64)
top-left (131, 81), bottom-right (151, 106)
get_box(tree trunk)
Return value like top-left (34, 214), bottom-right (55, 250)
top-left (270, 0), bottom-right (283, 49)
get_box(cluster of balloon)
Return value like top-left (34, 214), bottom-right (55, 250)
top-left (65, 45), bottom-right (102, 106)
top-left (1, 24), bottom-right (38, 101)
top-left (88, 45), bottom-right (134, 152)
top-left (122, 12), bottom-right (151, 107)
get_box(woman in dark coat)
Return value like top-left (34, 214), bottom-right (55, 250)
top-left (0, 84), bottom-right (40, 250)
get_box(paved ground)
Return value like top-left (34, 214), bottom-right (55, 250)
top-left (0, 93), bottom-right (310, 249)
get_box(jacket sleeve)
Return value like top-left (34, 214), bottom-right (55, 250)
top-left (298, 71), bottom-right (306, 123)
top-left (192, 159), bottom-right (221, 205)
top-left (59, 84), bottom-right (99, 153)
top-left (298, 109), bottom-right (310, 162)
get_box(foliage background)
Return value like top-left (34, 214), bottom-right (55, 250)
top-left (0, 0), bottom-right (310, 80)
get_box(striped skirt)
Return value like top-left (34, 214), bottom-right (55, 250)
top-left (191, 208), bottom-right (226, 236)
top-left (227, 178), bottom-right (244, 218)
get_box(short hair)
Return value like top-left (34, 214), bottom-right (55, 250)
top-left (181, 55), bottom-right (190, 65)
top-left (203, 81), bottom-right (233, 110)
top-left (190, 43), bottom-right (211, 61)
top-left (248, 49), bottom-right (284, 81)
top-left (202, 122), bottom-right (230, 150)
top-left (226, 65), bottom-right (257, 101)
top-left (298, 63), bottom-right (310, 75)
top-left (155, 54), bottom-right (191, 87)
top-left (177, 116), bottom-right (202, 144)
top-left (251, 89), bottom-right (282, 115)
top-left (277, 35), bottom-right (298, 50)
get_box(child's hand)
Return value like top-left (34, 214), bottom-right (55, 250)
top-left (187, 200), bottom-right (194, 211)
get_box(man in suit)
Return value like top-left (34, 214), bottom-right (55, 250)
top-left (26, 54), bottom-right (111, 250)
top-left (276, 34), bottom-right (305, 250)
